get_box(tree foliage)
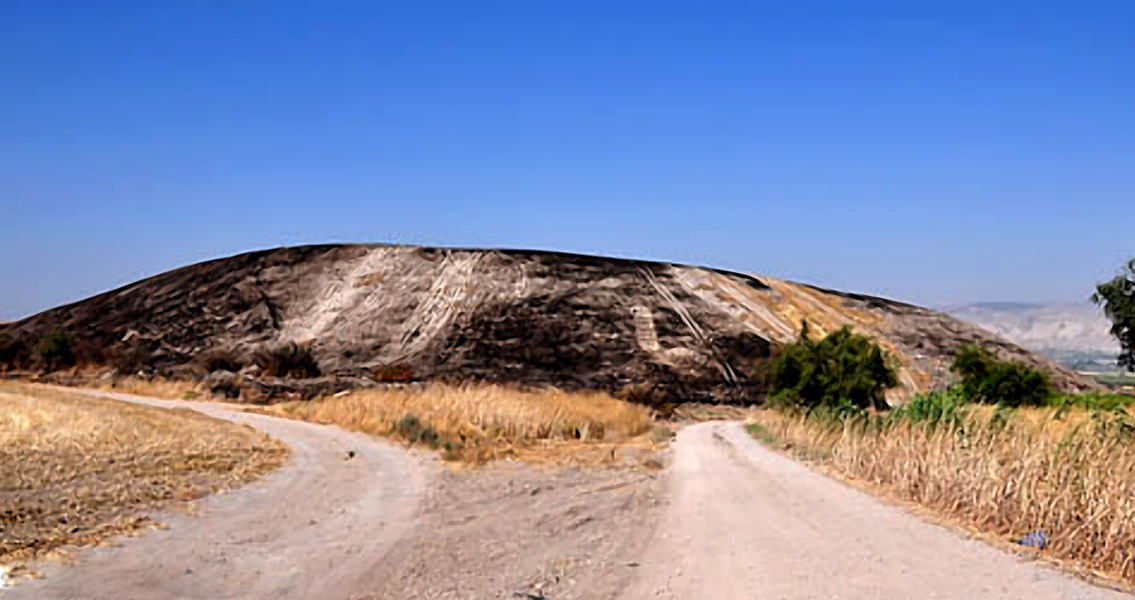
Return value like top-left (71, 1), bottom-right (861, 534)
top-left (1093, 258), bottom-right (1135, 372)
top-left (37, 330), bottom-right (76, 371)
top-left (769, 323), bottom-right (898, 413)
top-left (951, 344), bottom-right (1051, 407)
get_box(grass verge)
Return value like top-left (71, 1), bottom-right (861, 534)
top-left (253, 383), bottom-right (658, 465)
top-left (747, 400), bottom-right (1135, 587)
top-left (0, 383), bottom-right (288, 569)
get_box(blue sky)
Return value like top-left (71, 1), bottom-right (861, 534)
top-left (3, 1), bottom-right (1133, 320)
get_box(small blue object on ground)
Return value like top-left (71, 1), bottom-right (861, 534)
top-left (1017, 530), bottom-right (1049, 549)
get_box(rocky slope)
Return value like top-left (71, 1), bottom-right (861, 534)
top-left (0, 244), bottom-right (1091, 403)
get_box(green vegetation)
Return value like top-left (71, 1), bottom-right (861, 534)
top-left (950, 345), bottom-right (1051, 407)
top-left (1046, 391), bottom-right (1135, 414)
top-left (769, 322), bottom-right (898, 415)
top-left (36, 330), bottom-right (76, 371)
top-left (766, 339), bottom-right (1133, 429)
top-left (745, 422), bottom-right (777, 445)
top-left (395, 413), bottom-right (440, 448)
top-left (885, 387), bottom-right (970, 429)
top-left (1093, 258), bottom-right (1135, 373)
top-left (1089, 372), bottom-right (1135, 390)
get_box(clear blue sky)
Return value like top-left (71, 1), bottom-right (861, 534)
top-left (3, 1), bottom-right (1133, 320)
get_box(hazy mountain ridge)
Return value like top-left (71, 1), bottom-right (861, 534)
top-left (946, 302), bottom-right (1119, 370)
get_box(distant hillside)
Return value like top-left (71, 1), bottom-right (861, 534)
top-left (946, 302), bottom-right (1119, 371)
top-left (1, 245), bottom-right (1093, 402)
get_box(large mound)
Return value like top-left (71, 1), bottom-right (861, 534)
top-left (1, 244), bottom-right (1091, 403)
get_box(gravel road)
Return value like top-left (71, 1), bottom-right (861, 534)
top-left (622, 421), bottom-right (1132, 600)
top-left (3, 390), bottom-right (430, 600)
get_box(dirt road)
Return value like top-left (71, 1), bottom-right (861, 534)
top-left (622, 421), bottom-right (1131, 600)
top-left (3, 390), bottom-right (430, 600)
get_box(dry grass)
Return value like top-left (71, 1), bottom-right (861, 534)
top-left (87, 376), bottom-right (212, 401)
top-left (8, 368), bottom-right (214, 402)
top-left (749, 405), bottom-right (1135, 586)
top-left (254, 383), bottom-right (657, 464)
top-left (0, 383), bottom-right (288, 568)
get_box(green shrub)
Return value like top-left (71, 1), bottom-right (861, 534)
top-left (746, 422), bottom-right (778, 445)
top-left (395, 413), bottom-right (441, 448)
top-left (396, 413), bottom-right (422, 439)
top-left (769, 323), bottom-right (898, 415)
top-left (1047, 391), bottom-right (1135, 414)
top-left (950, 345), bottom-right (1051, 407)
top-left (415, 425), bottom-right (440, 448)
top-left (887, 387), bottom-right (969, 430)
top-left (37, 330), bottom-right (76, 370)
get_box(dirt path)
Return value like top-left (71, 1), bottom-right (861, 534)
top-left (622, 421), bottom-right (1132, 600)
top-left (361, 463), bottom-right (662, 600)
top-left (3, 390), bottom-right (430, 600)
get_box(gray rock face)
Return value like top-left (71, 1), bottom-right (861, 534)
top-left (2, 244), bottom-right (1091, 403)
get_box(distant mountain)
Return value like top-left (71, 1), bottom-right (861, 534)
top-left (946, 302), bottom-right (1119, 371)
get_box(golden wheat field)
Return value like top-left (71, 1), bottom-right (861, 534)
top-left (255, 383), bottom-right (658, 464)
top-left (0, 383), bottom-right (288, 567)
top-left (748, 406), bottom-right (1135, 586)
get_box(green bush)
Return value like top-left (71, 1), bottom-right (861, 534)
top-left (769, 323), bottom-right (898, 414)
top-left (37, 330), bottom-right (76, 370)
top-left (395, 413), bottom-right (441, 448)
top-left (950, 345), bottom-right (1051, 407)
top-left (397, 413), bottom-right (420, 433)
top-left (887, 387), bottom-right (969, 430)
top-left (1047, 391), bottom-right (1135, 414)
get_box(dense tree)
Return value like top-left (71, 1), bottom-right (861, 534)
top-left (769, 322), bottom-right (898, 413)
top-left (1093, 259), bottom-right (1135, 372)
top-left (951, 345), bottom-right (1051, 407)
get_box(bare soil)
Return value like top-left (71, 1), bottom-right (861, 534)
top-left (360, 464), bottom-right (663, 600)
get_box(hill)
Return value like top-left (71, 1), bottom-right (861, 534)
top-left (0, 244), bottom-right (1092, 403)
top-left (946, 301), bottom-right (1119, 371)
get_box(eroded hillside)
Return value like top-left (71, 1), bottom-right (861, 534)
top-left (0, 244), bottom-right (1091, 403)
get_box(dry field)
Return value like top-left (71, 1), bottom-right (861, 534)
top-left (748, 405), bottom-right (1135, 587)
top-left (87, 376), bottom-right (210, 401)
top-left (254, 383), bottom-right (660, 464)
top-left (0, 383), bottom-right (288, 570)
